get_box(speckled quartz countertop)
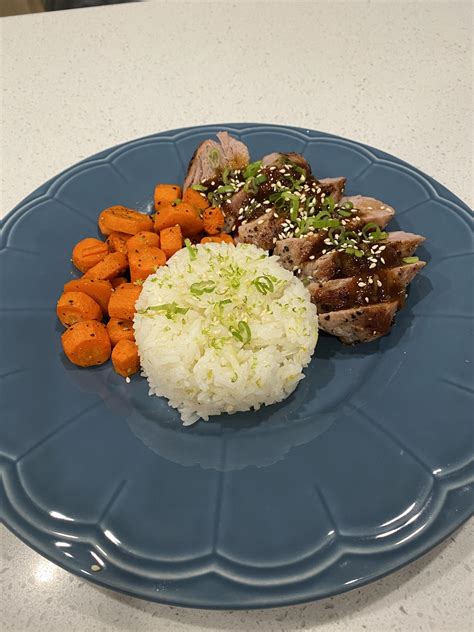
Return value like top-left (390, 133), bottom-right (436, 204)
top-left (1, 1), bottom-right (473, 630)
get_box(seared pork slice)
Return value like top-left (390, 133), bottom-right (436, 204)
top-left (384, 231), bottom-right (426, 258)
top-left (221, 189), bottom-right (250, 232)
top-left (308, 262), bottom-right (425, 313)
top-left (183, 132), bottom-right (250, 191)
top-left (237, 213), bottom-right (285, 250)
top-left (319, 301), bottom-right (399, 344)
top-left (319, 177), bottom-right (346, 202)
top-left (274, 234), bottom-right (325, 271)
top-left (342, 196), bottom-right (395, 228)
top-left (261, 152), bottom-right (312, 174)
top-left (301, 231), bottom-right (425, 282)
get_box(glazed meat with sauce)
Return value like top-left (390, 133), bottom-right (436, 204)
top-left (184, 132), bottom-right (426, 344)
top-left (183, 132), bottom-right (250, 191)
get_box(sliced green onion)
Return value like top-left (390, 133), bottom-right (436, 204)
top-left (311, 218), bottom-right (340, 229)
top-left (191, 183), bottom-right (207, 192)
top-left (209, 148), bottom-right (220, 168)
top-left (243, 160), bottom-right (262, 179)
top-left (184, 238), bottom-right (197, 260)
top-left (340, 201), bottom-right (354, 211)
top-left (190, 280), bottom-right (216, 297)
top-left (229, 320), bottom-right (251, 344)
top-left (402, 256), bottom-right (420, 264)
top-left (138, 302), bottom-right (189, 319)
top-left (322, 195), bottom-right (335, 214)
top-left (216, 184), bottom-right (235, 194)
top-left (254, 173), bottom-right (267, 185)
top-left (341, 230), bottom-right (359, 243)
top-left (253, 275), bottom-right (275, 295)
top-left (338, 209), bottom-right (352, 218)
top-left (243, 177), bottom-right (258, 194)
top-left (222, 168), bottom-right (230, 184)
top-left (360, 222), bottom-right (388, 242)
top-left (172, 198), bottom-right (182, 205)
top-left (361, 222), bottom-right (381, 238)
top-left (328, 226), bottom-right (344, 242)
top-left (290, 197), bottom-right (299, 222)
top-left (214, 298), bottom-right (232, 313)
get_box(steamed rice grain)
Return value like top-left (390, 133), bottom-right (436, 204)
top-left (134, 243), bottom-right (318, 425)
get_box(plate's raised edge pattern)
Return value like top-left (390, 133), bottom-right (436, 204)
top-left (1, 124), bottom-right (473, 608)
top-left (1, 452), bottom-right (473, 585)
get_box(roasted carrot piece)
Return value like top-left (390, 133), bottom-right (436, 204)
top-left (72, 238), bottom-right (109, 273)
top-left (154, 203), bottom-right (204, 237)
top-left (128, 247), bottom-right (167, 283)
top-left (106, 231), bottom-right (130, 255)
top-left (57, 291), bottom-right (103, 327)
top-left (63, 278), bottom-right (112, 315)
top-left (160, 225), bottom-right (183, 259)
top-left (203, 207), bottom-right (225, 235)
top-left (111, 339), bottom-right (140, 377)
top-left (111, 276), bottom-right (127, 289)
top-left (154, 184), bottom-right (182, 210)
top-left (61, 320), bottom-right (111, 367)
top-left (83, 252), bottom-right (128, 281)
top-left (108, 283), bottom-right (142, 320)
top-left (201, 233), bottom-right (234, 244)
top-left (107, 317), bottom-right (135, 346)
top-left (98, 206), bottom-right (153, 236)
top-left (126, 231), bottom-right (160, 253)
top-left (182, 188), bottom-right (209, 212)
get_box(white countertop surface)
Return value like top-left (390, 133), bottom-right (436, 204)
top-left (1, 1), bottom-right (472, 630)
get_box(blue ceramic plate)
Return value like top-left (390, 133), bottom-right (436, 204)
top-left (1, 124), bottom-right (472, 609)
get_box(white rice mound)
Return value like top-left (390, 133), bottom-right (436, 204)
top-left (134, 242), bottom-right (318, 425)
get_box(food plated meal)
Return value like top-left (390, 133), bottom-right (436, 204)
top-left (5, 123), bottom-right (471, 610)
top-left (56, 131), bottom-right (425, 423)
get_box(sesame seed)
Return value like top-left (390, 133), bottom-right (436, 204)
top-left (379, 245), bottom-right (386, 251)
top-left (369, 262), bottom-right (376, 269)
top-left (322, 249), bottom-right (327, 254)
top-left (309, 255), bottom-right (315, 260)
top-left (316, 187), bottom-right (321, 194)
top-left (257, 219), bottom-right (264, 225)
top-left (274, 213), bottom-right (279, 218)
top-left (381, 257), bottom-right (386, 264)
top-left (368, 277), bottom-right (374, 284)
top-left (377, 280), bottom-right (383, 287)
top-left (365, 297), bottom-right (370, 303)
top-left (265, 208), bottom-right (272, 214)
top-left (125, 377), bottom-right (131, 384)
top-left (272, 237), bottom-right (277, 243)
top-left (241, 219), bottom-right (247, 225)
top-left (263, 200), bottom-right (270, 205)
top-left (297, 268), bottom-right (302, 274)
top-left (358, 281), bottom-right (366, 287)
